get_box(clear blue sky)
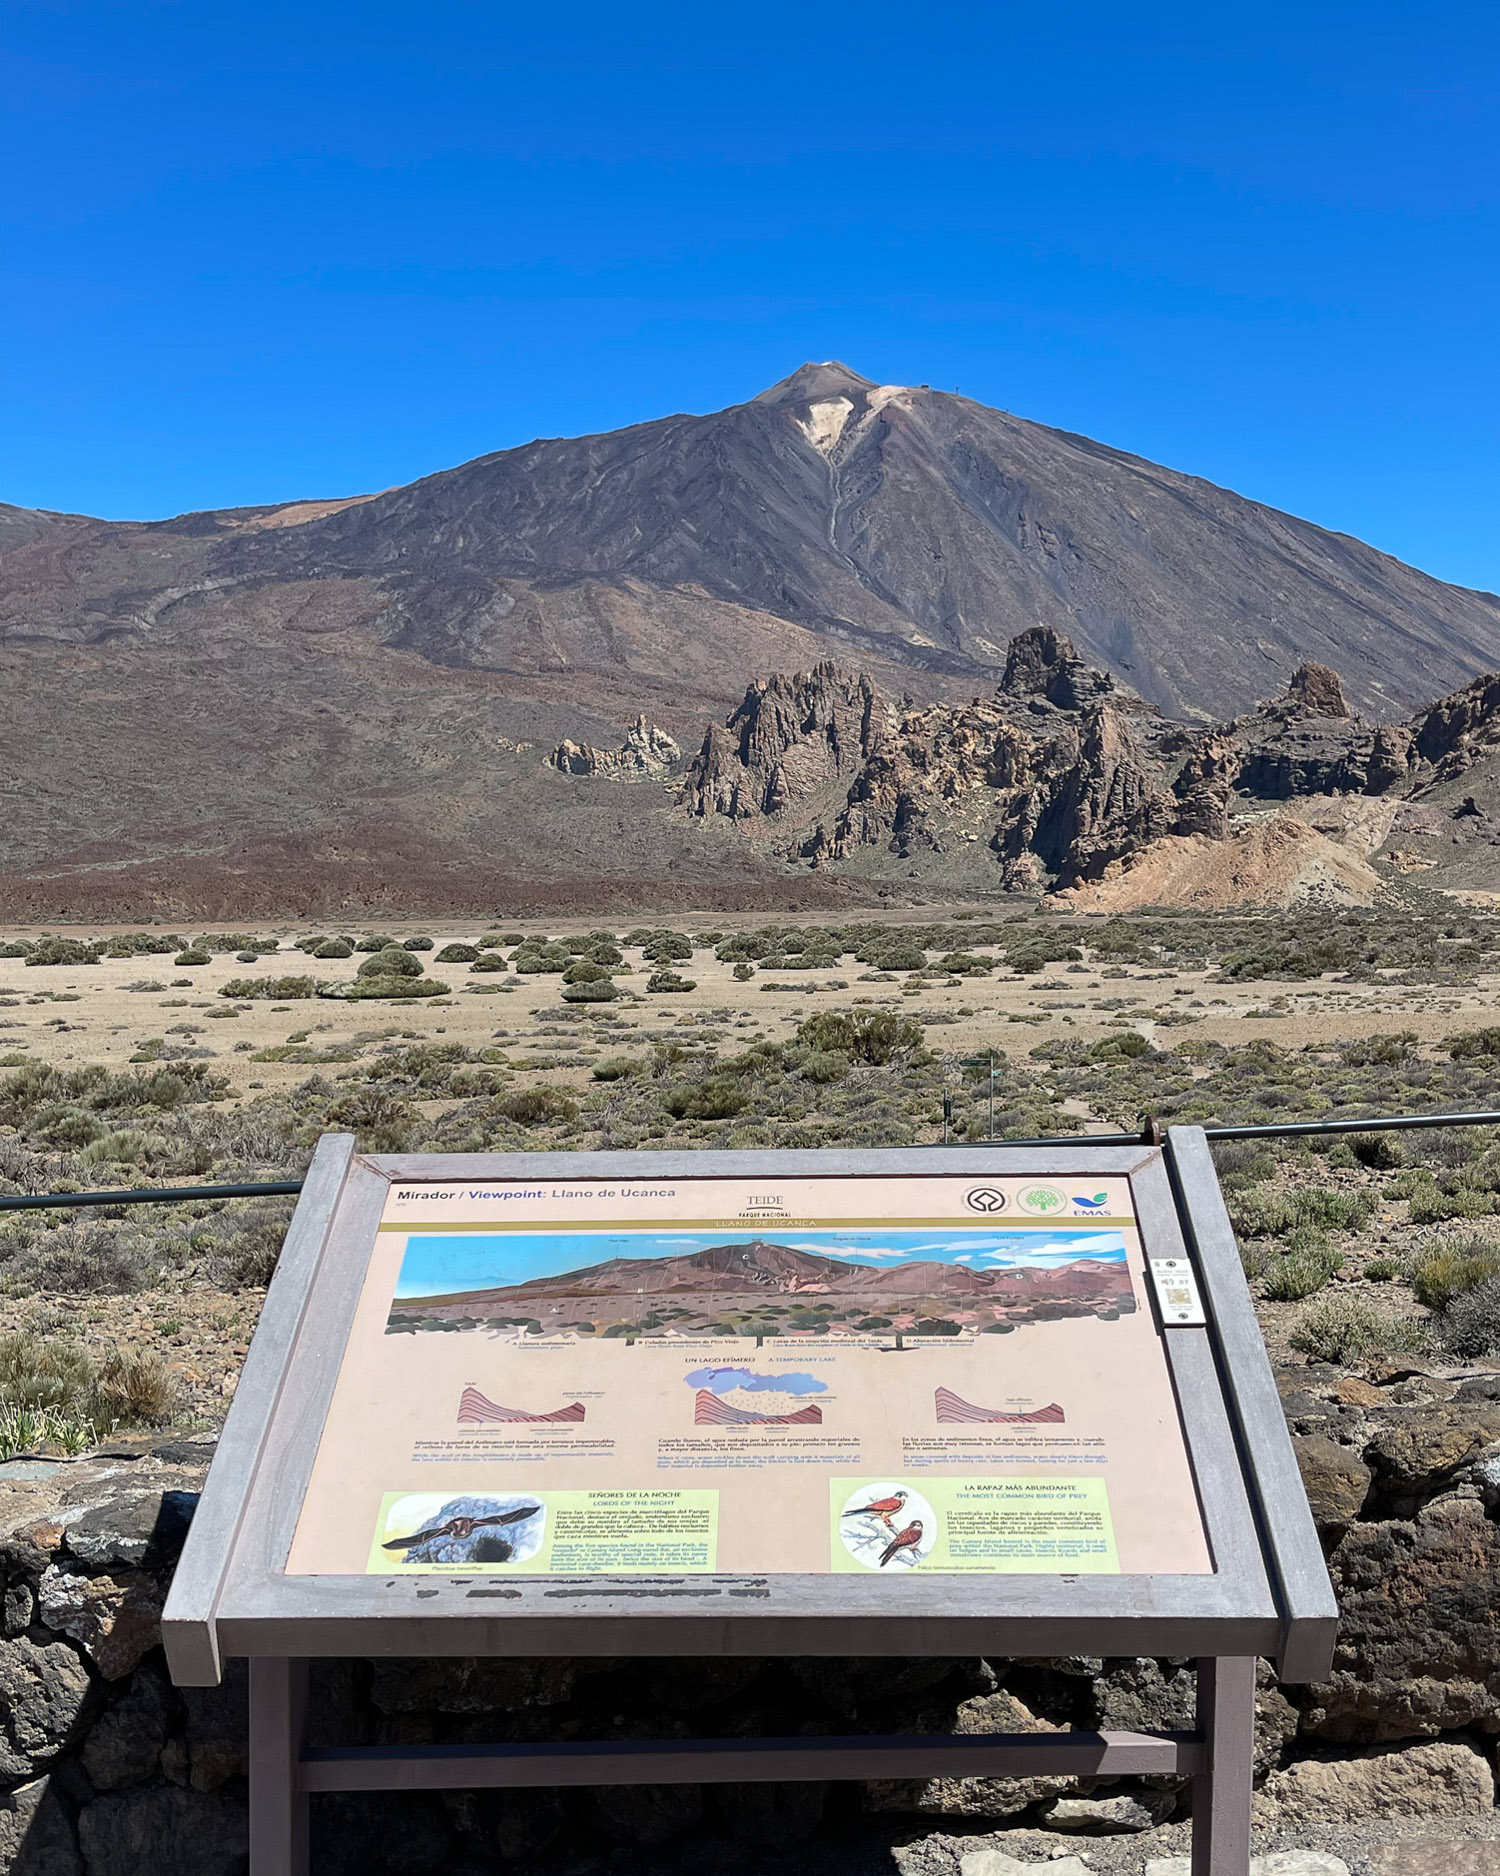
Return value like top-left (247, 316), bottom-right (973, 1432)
top-left (4, 2), bottom-right (1497, 590)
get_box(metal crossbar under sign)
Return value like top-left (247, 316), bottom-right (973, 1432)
top-left (162, 1134), bottom-right (1337, 1876)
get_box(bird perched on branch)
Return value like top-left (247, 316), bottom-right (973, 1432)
top-left (842, 1490), bottom-right (907, 1528)
top-left (878, 1520), bottom-right (924, 1568)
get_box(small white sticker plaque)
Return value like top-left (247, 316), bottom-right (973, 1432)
top-left (1149, 1256), bottom-right (1207, 1326)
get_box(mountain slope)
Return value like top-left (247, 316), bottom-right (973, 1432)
top-left (6, 363), bottom-right (1499, 722)
top-left (4, 363), bottom-right (1500, 913)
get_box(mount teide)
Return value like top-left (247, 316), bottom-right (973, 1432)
top-left (4, 363), bottom-right (1499, 914)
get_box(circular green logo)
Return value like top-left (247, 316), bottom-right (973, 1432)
top-left (1018, 1185), bottom-right (1066, 1215)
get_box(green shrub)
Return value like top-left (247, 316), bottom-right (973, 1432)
top-left (469, 954), bottom-right (507, 972)
top-left (403, 936), bottom-right (434, 952)
top-left (1261, 1244), bottom-right (1342, 1301)
top-left (1350, 1132), bottom-right (1405, 1169)
top-left (1087, 1032), bottom-right (1153, 1060)
top-left (340, 977), bottom-right (450, 1001)
top-left (1447, 1027), bottom-right (1500, 1060)
top-left (322, 1088), bottom-right (417, 1152)
top-left (294, 936), bottom-right (328, 953)
top-left (591, 1056), bottom-right (640, 1081)
top-left (0, 1334), bottom-right (96, 1411)
top-left (25, 938), bottom-right (98, 967)
top-left (563, 960), bottom-right (610, 985)
top-left (513, 945), bottom-right (571, 973)
top-left (562, 980), bottom-right (620, 1002)
top-left (801, 1050), bottom-right (850, 1084)
top-left (358, 947), bottom-right (422, 980)
top-left (796, 1010), bottom-right (923, 1066)
top-left (355, 935), bottom-right (399, 952)
top-left (1437, 1276), bottom-right (1500, 1357)
top-left (732, 961), bottom-right (755, 981)
top-left (437, 943), bottom-right (480, 964)
top-left (646, 970), bottom-right (696, 993)
top-left (496, 1087), bottom-right (577, 1126)
top-left (1408, 1233), bottom-right (1500, 1310)
top-left (173, 949), bottom-right (210, 966)
top-left (1288, 1295), bottom-right (1424, 1364)
top-left (639, 932), bottom-right (694, 963)
top-left (1364, 1258), bottom-right (1398, 1282)
top-left (220, 976), bottom-right (318, 1000)
top-left (662, 1078), bottom-right (749, 1121)
top-left (313, 938), bottom-right (354, 959)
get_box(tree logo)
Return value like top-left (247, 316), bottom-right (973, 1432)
top-left (1018, 1185), bottom-right (1067, 1216)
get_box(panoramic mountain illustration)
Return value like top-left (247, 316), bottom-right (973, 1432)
top-left (5, 364), bottom-right (1500, 915)
top-left (385, 1235), bottom-right (1136, 1338)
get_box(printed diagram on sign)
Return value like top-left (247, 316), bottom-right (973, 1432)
top-left (838, 1481), bottom-right (936, 1570)
top-left (386, 1226), bottom-right (1136, 1341)
top-left (456, 1387), bottom-right (586, 1425)
top-left (377, 1493), bottom-right (546, 1565)
top-left (687, 1365), bottom-right (827, 1425)
top-left (935, 1388), bottom-right (1064, 1424)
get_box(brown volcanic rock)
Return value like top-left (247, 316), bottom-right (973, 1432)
top-left (1301, 1496), bottom-right (1500, 1742)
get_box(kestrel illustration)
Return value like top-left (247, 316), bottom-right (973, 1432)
top-left (383, 1505), bottom-right (542, 1551)
top-left (842, 1490), bottom-right (908, 1528)
top-left (878, 1520), bottom-right (924, 1568)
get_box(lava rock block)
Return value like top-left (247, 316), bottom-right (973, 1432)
top-left (1303, 1496), bottom-right (1500, 1741)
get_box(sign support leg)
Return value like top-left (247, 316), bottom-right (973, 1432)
top-left (250, 1657), bottom-right (309, 1876)
top-left (1190, 1655), bottom-right (1254, 1876)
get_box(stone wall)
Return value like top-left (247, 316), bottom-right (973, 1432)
top-left (1, 1362), bottom-right (1498, 1875)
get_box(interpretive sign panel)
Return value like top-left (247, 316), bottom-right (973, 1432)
top-left (286, 1171), bottom-right (1211, 1580)
top-left (164, 1138), bottom-right (1337, 1689)
top-left (163, 1135), bottom-right (1338, 1876)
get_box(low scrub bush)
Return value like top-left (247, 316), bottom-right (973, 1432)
top-left (495, 1087), bottom-right (577, 1127)
top-left (339, 977), bottom-right (450, 1001)
top-left (646, 970), bottom-right (696, 993)
top-left (173, 949), bottom-right (211, 966)
top-left (662, 1078), bottom-right (750, 1121)
top-left (221, 976), bottom-right (318, 1000)
top-left (1437, 1276), bottom-right (1500, 1357)
top-left (797, 1010), bottom-right (923, 1066)
top-left (313, 938), bottom-right (353, 959)
top-left (1350, 1132), bottom-right (1405, 1169)
top-left (358, 947), bottom-right (422, 980)
top-left (1288, 1295), bottom-right (1425, 1364)
top-left (437, 943), bottom-right (480, 964)
top-left (403, 936), bottom-right (434, 952)
top-left (25, 938), bottom-right (97, 968)
top-left (1408, 1232), bottom-right (1500, 1310)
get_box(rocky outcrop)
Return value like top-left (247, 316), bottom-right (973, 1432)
top-left (548, 715), bottom-right (681, 779)
top-left (674, 630), bottom-right (1500, 903)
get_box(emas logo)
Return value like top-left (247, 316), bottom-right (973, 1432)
top-left (964, 1186), bottom-right (1007, 1214)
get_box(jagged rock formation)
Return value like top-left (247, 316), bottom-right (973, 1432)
top-left (675, 627), bottom-right (1500, 905)
top-left (549, 715), bottom-right (680, 779)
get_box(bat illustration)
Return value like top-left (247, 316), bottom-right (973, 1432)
top-left (842, 1490), bottom-right (907, 1527)
top-left (383, 1505), bottom-right (542, 1551)
top-left (878, 1520), bottom-right (924, 1568)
